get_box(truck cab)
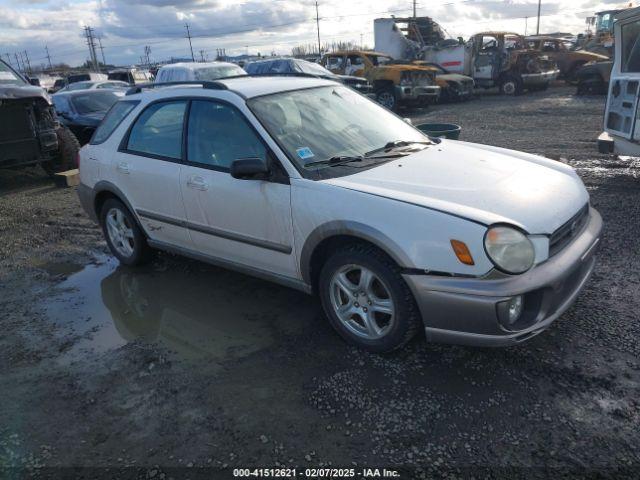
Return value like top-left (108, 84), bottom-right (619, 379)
top-left (468, 32), bottom-right (559, 94)
top-left (598, 7), bottom-right (640, 155)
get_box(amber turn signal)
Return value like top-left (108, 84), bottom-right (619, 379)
top-left (450, 239), bottom-right (475, 265)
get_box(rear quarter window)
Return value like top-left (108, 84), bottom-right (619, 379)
top-left (90, 100), bottom-right (140, 145)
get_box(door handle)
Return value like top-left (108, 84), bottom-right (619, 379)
top-left (187, 176), bottom-right (209, 191)
top-left (116, 162), bottom-right (130, 174)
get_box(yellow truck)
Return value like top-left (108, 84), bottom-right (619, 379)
top-left (320, 50), bottom-right (440, 110)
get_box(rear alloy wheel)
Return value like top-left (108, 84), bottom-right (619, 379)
top-left (376, 87), bottom-right (397, 111)
top-left (100, 198), bottom-right (151, 266)
top-left (319, 243), bottom-right (421, 352)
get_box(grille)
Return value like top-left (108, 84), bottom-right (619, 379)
top-left (548, 204), bottom-right (589, 257)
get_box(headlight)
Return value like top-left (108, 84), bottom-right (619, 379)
top-left (484, 226), bottom-right (535, 274)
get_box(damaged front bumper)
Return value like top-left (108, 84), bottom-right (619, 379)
top-left (403, 207), bottom-right (602, 347)
top-left (521, 69), bottom-right (560, 86)
top-left (395, 85), bottom-right (441, 101)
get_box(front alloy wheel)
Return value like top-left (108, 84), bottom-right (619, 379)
top-left (376, 89), bottom-right (397, 110)
top-left (329, 264), bottom-right (395, 340)
top-left (318, 243), bottom-right (421, 352)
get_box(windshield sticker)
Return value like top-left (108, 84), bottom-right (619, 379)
top-left (296, 147), bottom-right (315, 160)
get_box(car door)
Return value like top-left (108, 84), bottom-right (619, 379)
top-left (179, 99), bottom-right (296, 278)
top-left (605, 14), bottom-right (640, 142)
top-left (113, 99), bottom-right (191, 247)
top-left (474, 35), bottom-right (500, 80)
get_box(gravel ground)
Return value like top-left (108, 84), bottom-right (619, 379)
top-left (1, 85), bottom-right (639, 479)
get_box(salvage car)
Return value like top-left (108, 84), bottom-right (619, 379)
top-left (56, 80), bottom-right (130, 93)
top-left (155, 62), bottom-right (246, 83)
top-left (0, 59), bottom-right (79, 175)
top-left (321, 50), bottom-right (440, 110)
top-left (412, 61), bottom-right (474, 101)
top-left (525, 36), bottom-right (609, 82)
top-left (52, 90), bottom-right (122, 145)
top-left (77, 77), bottom-right (602, 352)
top-left (244, 58), bottom-right (373, 96)
top-left (575, 60), bottom-right (613, 95)
top-left (108, 68), bottom-right (153, 85)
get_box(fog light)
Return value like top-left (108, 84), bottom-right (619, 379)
top-left (506, 295), bottom-right (524, 325)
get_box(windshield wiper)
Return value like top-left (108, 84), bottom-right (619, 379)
top-left (305, 155), bottom-right (364, 168)
top-left (365, 140), bottom-right (432, 157)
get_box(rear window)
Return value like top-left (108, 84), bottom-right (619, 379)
top-left (91, 100), bottom-right (139, 144)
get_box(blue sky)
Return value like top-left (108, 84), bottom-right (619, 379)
top-left (0, 0), bottom-right (631, 68)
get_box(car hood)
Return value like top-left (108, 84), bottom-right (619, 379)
top-left (437, 73), bottom-right (474, 83)
top-left (0, 84), bottom-right (51, 103)
top-left (337, 74), bottom-right (368, 83)
top-left (322, 140), bottom-right (589, 234)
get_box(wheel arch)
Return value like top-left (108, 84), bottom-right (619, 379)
top-left (300, 221), bottom-right (414, 290)
top-left (93, 181), bottom-right (146, 235)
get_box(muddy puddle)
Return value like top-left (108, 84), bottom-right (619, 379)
top-left (42, 255), bottom-right (315, 366)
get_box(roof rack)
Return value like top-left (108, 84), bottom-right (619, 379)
top-left (125, 81), bottom-right (228, 96)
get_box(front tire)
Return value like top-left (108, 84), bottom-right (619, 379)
top-left (42, 126), bottom-right (80, 177)
top-left (499, 75), bottom-right (523, 95)
top-left (100, 198), bottom-right (151, 266)
top-left (376, 87), bottom-right (397, 111)
top-left (318, 243), bottom-right (421, 353)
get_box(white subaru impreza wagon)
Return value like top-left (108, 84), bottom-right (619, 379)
top-left (77, 76), bottom-right (602, 352)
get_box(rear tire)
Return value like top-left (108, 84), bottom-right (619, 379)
top-left (100, 198), bottom-right (151, 266)
top-left (42, 126), bottom-right (79, 177)
top-left (318, 243), bottom-right (421, 353)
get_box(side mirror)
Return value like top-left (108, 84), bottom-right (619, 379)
top-left (230, 157), bottom-right (269, 180)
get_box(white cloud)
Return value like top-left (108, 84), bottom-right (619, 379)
top-left (0, 0), bottom-right (630, 68)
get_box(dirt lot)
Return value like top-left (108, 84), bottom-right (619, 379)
top-left (1, 86), bottom-right (639, 479)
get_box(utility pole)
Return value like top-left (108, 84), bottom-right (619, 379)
top-left (98, 37), bottom-right (107, 67)
top-left (4, 53), bottom-right (12, 67)
top-left (23, 50), bottom-right (32, 74)
top-left (45, 46), bottom-right (53, 70)
top-left (144, 46), bottom-right (151, 66)
top-left (185, 23), bottom-right (195, 61)
top-left (84, 26), bottom-right (99, 72)
top-left (413, 0), bottom-right (417, 18)
top-left (315, 1), bottom-right (321, 55)
top-left (14, 53), bottom-right (22, 73)
top-left (18, 51), bottom-right (26, 74)
top-left (524, 17), bottom-right (528, 36)
top-left (536, 0), bottom-right (542, 35)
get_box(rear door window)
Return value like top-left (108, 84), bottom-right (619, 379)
top-left (91, 100), bottom-right (139, 144)
top-left (125, 101), bottom-right (187, 159)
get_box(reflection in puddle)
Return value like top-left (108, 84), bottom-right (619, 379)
top-left (43, 256), bottom-right (315, 365)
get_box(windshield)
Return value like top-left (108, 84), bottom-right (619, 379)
top-left (0, 61), bottom-right (26, 85)
top-left (194, 65), bottom-right (246, 80)
top-left (70, 91), bottom-right (120, 114)
top-left (248, 85), bottom-right (427, 170)
top-left (296, 60), bottom-right (334, 77)
top-left (66, 81), bottom-right (93, 91)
